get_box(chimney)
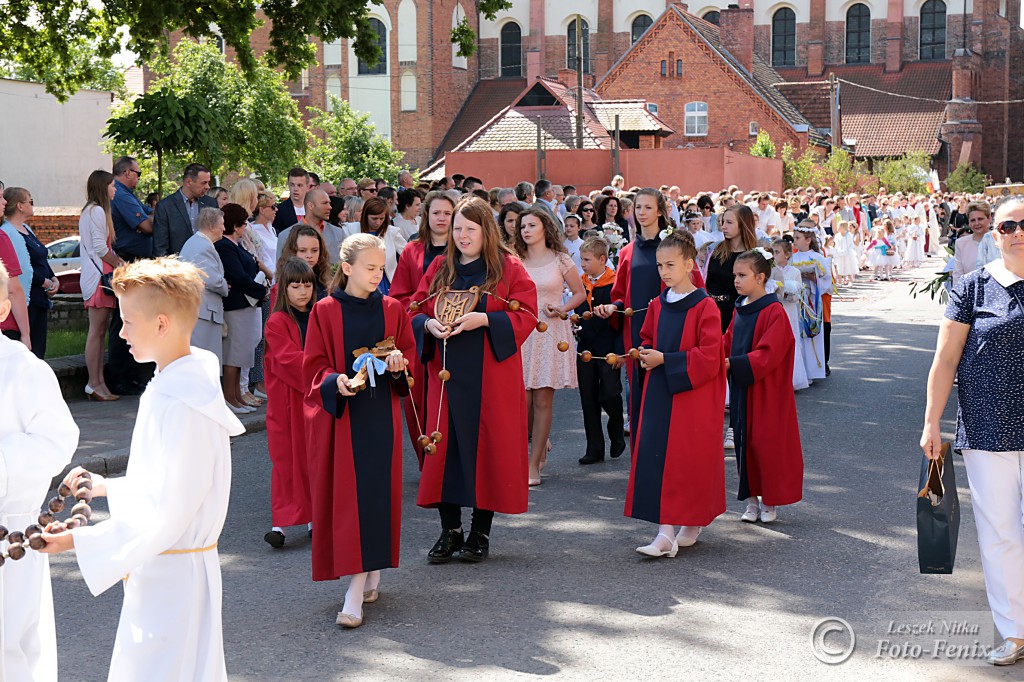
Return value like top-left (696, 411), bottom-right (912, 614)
top-left (526, 48), bottom-right (543, 82)
top-left (557, 68), bottom-right (577, 89)
top-left (884, 0), bottom-right (904, 72)
top-left (719, 4), bottom-right (754, 75)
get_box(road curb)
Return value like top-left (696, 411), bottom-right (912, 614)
top-left (51, 413), bottom-right (268, 489)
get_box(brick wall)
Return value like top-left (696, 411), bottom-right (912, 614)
top-left (596, 10), bottom-right (809, 156)
top-left (50, 298), bottom-right (90, 332)
top-left (31, 208), bottom-right (81, 243)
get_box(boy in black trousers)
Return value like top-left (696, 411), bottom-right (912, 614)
top-left (575, 237), bottom-right (626, 464)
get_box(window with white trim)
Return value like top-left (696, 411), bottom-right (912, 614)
top-left (685, 101), bottom-right (708, 137)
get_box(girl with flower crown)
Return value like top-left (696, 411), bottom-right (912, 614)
top-left (724, 249), bottom-right (804, 525)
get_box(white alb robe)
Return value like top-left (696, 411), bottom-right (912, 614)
top-left (0, 335), bottom-right (79, 682)
top-left (790, 249), bottom-right (831, 381)
top-left (71, 349), bottom-right (243, 682)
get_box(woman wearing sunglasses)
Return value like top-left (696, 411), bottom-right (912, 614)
top-left (921, 196), bottom-right (1024, 667)
top-left (576, 200), bottom-right (597, 233)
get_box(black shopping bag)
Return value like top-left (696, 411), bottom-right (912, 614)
top-left (916, 443), bottom-right (960, 574)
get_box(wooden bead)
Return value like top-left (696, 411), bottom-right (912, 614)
top-left (79, 471), bottom-right (92, 481)
top-left (582, 311), bottom-right (593, 320)
top-left (558, 311), bottom-right (568, 320)
top-left (58, 482), bottom-right (72, 498)
top-left (624, 307), bottom-right (635, 317)
top-left (47, 522), bottom-right (67, 534)
top-left (0, 525), bottom-right (7, 542)
top-left (423, 443), bottom-right (436, 455)
top-left (71, 502), bottom-right (92, 520)
top-left (77, 478), bottom-right (93, 491)
top-left (0, 554), bottom-right (5, 568)
top-left (28, 534), bottom-right (46, 551)
top-left (24, 524), bottom-right (42, 538)
top-left (75, 488), bottom-right (93, 503)
top-left (628, 348), bottom-right (640, 360)
top-left (7, 543), bottom-right (25, 561)
top-left (417, 435), bottom-right (431, 449)
top-left (557, 341), bottom-right (570, 352)
top-left (409, 301), bottom-right (421, 311)
top-left (430, 431), bottom-right (443, 443)
top-left (64, 518), bottom-right (80, 530)
top-left (406, 375), bottom-right (415, 388)
top-left (47, 497), bottom-right (65, 514)
top-left (37, 512), bottom-right (54, 526)
top-left (536, 321), bottom-right (548, 333)
top-left (507, 299), bottom-right (521, 311)
top-left (438, 369), bottom-right (451, 382)
top-left (605, 353), bottom-right (619, 366)
top-left (7, 531), bottom-right (25, 545)
top-left (569, 314), bottom-right (580, 324)
top-left (71, 514), bottom-right (89, 527)
top-left (580, 350), bottom-right (593, 362)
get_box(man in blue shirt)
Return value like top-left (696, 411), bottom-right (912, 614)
top-left (107, 156), bottom-right (155, 394)
top-left (111, 156), bottom-right (153, 260)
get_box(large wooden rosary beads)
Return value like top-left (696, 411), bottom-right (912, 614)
top-left (0, 472), bottom-right (93, 567)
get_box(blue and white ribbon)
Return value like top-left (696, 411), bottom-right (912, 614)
top-left (352, 353), bottom-right (388, 388)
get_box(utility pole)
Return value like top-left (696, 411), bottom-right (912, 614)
top-left (828, 72), bottom-right (838, 153)
top-left (576, 14), bottom-right (584, 150)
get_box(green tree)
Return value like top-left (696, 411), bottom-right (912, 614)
top-left (105, 87), bottom-right (225, 196)
top-left (781, 143), bottom-right (817, 188)
top-left (0, 0), bottom-right (513, 101)
top-left (305, 96), bottom-right (408, 184)
top-left (812, 149), bottom-right (873, 194)
top-left (748, 130), bottom-right (777, 159)
top-left (0, 36), bottom-right (125, 96)
top-left (873, 151), bottom-right (929, 195)
top-left (106, 40), bottom-right (306, 190)
top-left (945, 162), bottom-right (987, 194)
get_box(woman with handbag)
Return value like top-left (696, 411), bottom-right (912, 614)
top-left (922, 196), bottom-right (1024, 667)
top-left (78, 170), bottom-right (124, 400)
top-left (216, 203), bottom-right (268, 415)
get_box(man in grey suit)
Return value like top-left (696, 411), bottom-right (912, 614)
top-left (153, 163), bottom-right (217, 256)
top-left (276, 189), bottom-right (346, 265)
top-left (178, 207), bottom-right (229, 364)
top-left (532, 179), bottom-right (562, 228)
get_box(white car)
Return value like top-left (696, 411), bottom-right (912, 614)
top-left (46, 236), bottom-right (80, 274)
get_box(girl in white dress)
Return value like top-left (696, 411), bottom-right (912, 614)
top-left (902, 216), bottom-right (926, 268)
top-left (833, 221), bottom-right (859, 285)
top-left (770, 239), bottom-right (810, 390)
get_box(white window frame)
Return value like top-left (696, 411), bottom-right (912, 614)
top-left (684, 101), bottom-right (708, 137)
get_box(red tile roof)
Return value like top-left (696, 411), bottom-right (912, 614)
top-left (432, 78), bottom-right (527, 163)
top-left (775, 62), bottom-right (952, 157)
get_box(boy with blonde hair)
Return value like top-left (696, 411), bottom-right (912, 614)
top-left (42, 258), bottom-right (243, 682)
top-left (0, 261), bottom-right (79, 682)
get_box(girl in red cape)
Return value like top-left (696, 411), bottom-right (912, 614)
top-left (410, 196), bottom-right (538, 564)
top-left (263, 258), bottom-right (316, 549)
top-left (724, 249), bottom-right (804, 525)
top-left (303, 234), bottom-right (415, 629)
top-left (627, 231), bottom-right (727, 558)
top-left (389, 191), bottom-right (453, 466)
top-left (595, 189), bottom-right (704, 449)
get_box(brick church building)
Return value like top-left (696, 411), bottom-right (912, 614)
top-left (181, 0), bottom-right (1023, 181)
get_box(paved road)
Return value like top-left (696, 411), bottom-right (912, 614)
top-left (47, 264), bottom-right (1018, 680)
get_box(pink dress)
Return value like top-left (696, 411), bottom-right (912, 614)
top-left (521, 252), bottom-right (578, 390)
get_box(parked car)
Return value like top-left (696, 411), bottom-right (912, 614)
top-left (56, 269), bottom-right (81, 295)
top-left (46, 236), bottom-right (80, 274)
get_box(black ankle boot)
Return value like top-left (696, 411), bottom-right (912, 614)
top-left (427, 528), bottom-right (464, 563)
top-left (457, 530), bottom-right (490, 562)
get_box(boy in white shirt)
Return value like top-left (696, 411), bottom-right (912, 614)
top-left (0, 261), bottom-right (79, 682)
top-left (42, 258), bottom-right (243, 682)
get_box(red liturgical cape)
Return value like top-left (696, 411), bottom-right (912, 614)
top-left (303, 291), bottom-right (415, 581)
top-left (625, 290), bottom-right (727, 526)
top-left (724, 294), bottom-right (804, 506)
top-left (411, 254), bottom-right (537, 514)
top-left (264, 310), bottom-right (312, 528)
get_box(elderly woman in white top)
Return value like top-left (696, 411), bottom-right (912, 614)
top-left (78, 170), bottom-right (124, 400)
top-left (178, 207), bottom-right (229, 365)
top-left (922, 196), bottom-right (1024, 667)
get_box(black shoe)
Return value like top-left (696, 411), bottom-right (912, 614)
top-left (609, 438), bottom-right (626, 459)
top-left (264, 530), bottom-right (285, 549)
top-left (427, 528), bottom-right (464, 563)
top-left (825, 366), bottom-right (832, 377)
top-left (578, 453), bottom-right (604, 465)
top-left (457, 531), bottom-right (489, 562)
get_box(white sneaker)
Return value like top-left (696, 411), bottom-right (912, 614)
top-left (740, 501), bottom-right (759, 523)
top-left (723, 427), bottom-right (735, 450)
top-left (759, 502), bottom-right (777, 523)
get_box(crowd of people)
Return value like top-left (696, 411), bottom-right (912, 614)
top-left (2, 159), bottom-right (1022, 680)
